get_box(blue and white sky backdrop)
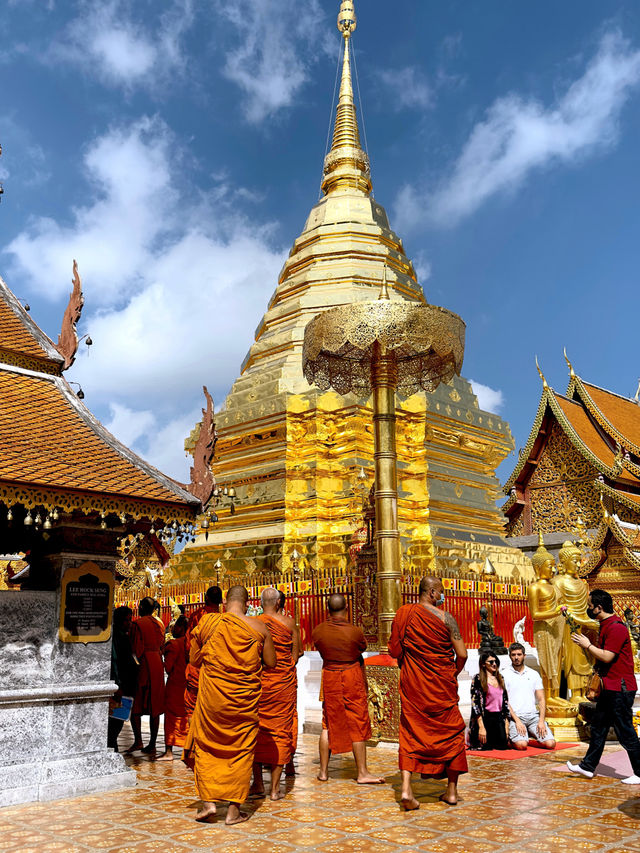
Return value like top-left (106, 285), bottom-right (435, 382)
top-left (1, 0), bottom-right (639, 485)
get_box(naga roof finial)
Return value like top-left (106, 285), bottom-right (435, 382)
top-left (535, 355), bottom-right (549, 390)
top-left (55, 259), bottom-right (84, 370)
top-left (634, 379), bottom-right (640, 404)
top-left (563, 347), bottom-right (575, 379)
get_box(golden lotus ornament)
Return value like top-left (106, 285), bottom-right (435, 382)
top-left (303, 293), bottom-right (466, 646)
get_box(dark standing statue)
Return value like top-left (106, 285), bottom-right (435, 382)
top-left (477, 605), bottom-right (507, 655)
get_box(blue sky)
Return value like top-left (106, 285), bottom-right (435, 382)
top-left (1, 0), bottom-right (639, 486)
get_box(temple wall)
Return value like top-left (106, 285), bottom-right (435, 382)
top-left (0, 556), bottom-right (135, 806)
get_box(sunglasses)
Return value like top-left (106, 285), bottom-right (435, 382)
top-left (485, 660), bottom-right (498, 666)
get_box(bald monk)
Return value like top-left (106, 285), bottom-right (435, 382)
top-left (278, 590), bottom-right (300, 777)
top-left (251, 588), bottom-right (299, 800)
top-left (388, 577), bottom-right (468, 808)
top-left (184, 585), bottom-right (276, 825)
top-left (184, 585), bottom-right (223, 717)
top-left (312, 593), bottom-right (383, 785)
top-left (129, 596), bottom-right (165, 755)
top-left (158, 615), bottom-right (189, 761)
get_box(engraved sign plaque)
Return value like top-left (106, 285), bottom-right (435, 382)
top-left (59, 562), bottom-right (114, 643)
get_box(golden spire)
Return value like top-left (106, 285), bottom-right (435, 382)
top-left (322, 1), bottom-right (372, 196)
top-left (378, 264), bottom-right (390, 301)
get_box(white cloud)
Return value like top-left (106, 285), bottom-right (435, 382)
top-left (470, 381), bottom-right (504, 414)
top-left (3, 116), bottom-right (286, 476)
top-left (376, 66), bottom-right (432, 110)
top-left (396, 30), bottom-right (640, 229)
top-left (49, 0), bottom-right (194, 89)
top-left (5, 116), bottom-right (177, 305)
top-left (213, 0), bottom-right (326, 123)
top-left (105, 404), bottom-right (197, 482)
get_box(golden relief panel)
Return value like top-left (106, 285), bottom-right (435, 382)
top-left (529, 424), bottom-right (594, 486)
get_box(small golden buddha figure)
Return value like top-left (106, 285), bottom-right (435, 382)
top-left (553, 541), bottom-right (598, 701)
top-left (528, 533), bottom-right (565, 706)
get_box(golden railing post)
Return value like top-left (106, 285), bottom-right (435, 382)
top-left (371, 340), bottom-right (401, 648)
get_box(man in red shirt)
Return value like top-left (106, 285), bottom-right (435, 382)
top-left (312, 593), bottom-right (383, 785)
top-left (567, 588), bottom-right (640, 784)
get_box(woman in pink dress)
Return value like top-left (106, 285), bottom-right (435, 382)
top-left (469, 652), bottom-right (510, 750)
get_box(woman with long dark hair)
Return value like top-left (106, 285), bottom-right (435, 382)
top-left (469, 651), bottom-right (510, 750)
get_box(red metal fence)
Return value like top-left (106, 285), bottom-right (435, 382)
top-left (116, 569), bottom-right (532, 650)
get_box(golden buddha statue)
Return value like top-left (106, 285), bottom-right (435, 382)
top-left (553, 540), bottom-right (598, 701)
top-left (528, 533), bottom-right (565, 708)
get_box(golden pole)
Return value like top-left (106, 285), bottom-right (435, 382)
top-left (371, 340), bottom-right (401, 648)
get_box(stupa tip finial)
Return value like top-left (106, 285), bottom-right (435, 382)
top-left (338, 0), bottom-right (357, 39)
top-left (563, 347), bottom-right (575, 378)
top-left (378, 264), bottom-right (390, 301)
top-left (634, 379), bottom-right (640, 404)
top-left (535, 356), bottom-right (549, 390)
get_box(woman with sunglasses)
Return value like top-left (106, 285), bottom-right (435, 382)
top-left (468, 651), bottom-right (510, 750)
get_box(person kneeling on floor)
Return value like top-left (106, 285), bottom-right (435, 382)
top-left (502, 642), bottom-right (556, 751)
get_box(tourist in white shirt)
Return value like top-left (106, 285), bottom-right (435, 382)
top-left (503, 643), bottom-right (556, 750)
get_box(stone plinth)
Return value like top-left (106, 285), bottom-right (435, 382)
top-left (0, 588), bottom-right (136, 806)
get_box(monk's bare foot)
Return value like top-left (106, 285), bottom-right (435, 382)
top-left (156, 750), bottom-right (174, 762)
top-left (401, 796), bottom-right (420, 811)
top-left (439, 793), bottom-right (457, 806)
top-left (225, 804), bottom-right (249, 825)
top-left (195, 805), bottom-right (217, 823)
top-left (356, 775), bottom-right (385, 785)
top-left (316, 773), bottom-right (328, 782)
top-left (270, 790), bottom-right (284, 801)
top-left (125, 743), bottom-right (144, 754)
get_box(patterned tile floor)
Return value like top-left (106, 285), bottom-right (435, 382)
top-left (2, 731), bottom-right (640, 852)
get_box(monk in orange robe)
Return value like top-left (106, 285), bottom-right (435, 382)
top-left (158, 615), bottom-right (189, 761)
top-left (312, 593), bottom-right (383, 785)
top-left (278, 590), bottom-right (300, 777)
top-left (184, 585), bottom-right (276, 825)
top-left (251, 588), bottom-right (299, 800)
top-left (129, 596), bottom-right (165, 755)
top-left (184, 586), bottom-right (222, 717)
top-left (388, 576), bottom-right (468, 809)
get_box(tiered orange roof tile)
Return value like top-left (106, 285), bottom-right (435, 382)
top-left (0, 276), bottom-right (63, 371)
top-left (577, 380), bottom-right (640, 454)
top-left (0, 276), bottom-right (198, 519)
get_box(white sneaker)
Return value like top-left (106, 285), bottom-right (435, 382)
top-left (566, 761), bottom-right (594, 779)
top-left (622, 775), bottom-right (640, 784)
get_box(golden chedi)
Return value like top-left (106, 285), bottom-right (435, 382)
top-left (173, 0), bottom-right (533, 584)
top-left (553, 540), bottom-right (598, 701)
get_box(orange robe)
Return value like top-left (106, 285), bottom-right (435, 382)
top-left (163, 636), bottom-right (189, 748)
top-left (312, 618), bottom-right (371, 754)
top-left (388, 604), bottom-right (468, 778)
top-left (131, 615), bottom-right (165, 716)
top-left (254, 614), bottom-right (297, 766)
top-left (184, 605), bottom-right (219, 716)
top-left (185, 612), bottom-right (264, 803)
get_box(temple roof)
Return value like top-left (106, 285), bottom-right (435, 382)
top-left (0, 278), bottom-right (199, 522)
top-left (503, 362), bottom-right (640, 533)
top-left (0, 276), bottom-right (64, 374)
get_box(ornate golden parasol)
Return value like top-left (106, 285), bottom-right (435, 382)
top-left (303, 285), bottom-right (465, 646)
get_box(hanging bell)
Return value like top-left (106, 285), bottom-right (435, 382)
top-left (100, 514), bottom-right (107, 530)
top-left (24, 511), bottom-right (33, 526)
top-left (43, 516), bottom-right (52, 530)
top-left (52, 508), bottom-right (59, 521)
top-left (35, 513), bottom-right (42, 526)
top-left (6, 508), bottom-right (13, 522)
